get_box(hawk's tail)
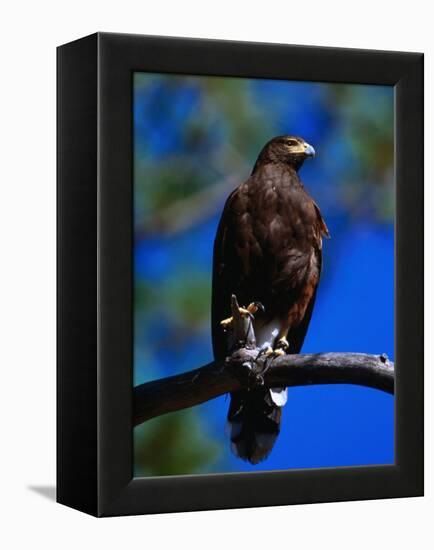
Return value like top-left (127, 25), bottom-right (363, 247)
top-left (226, 387), bottom-right (287, 464)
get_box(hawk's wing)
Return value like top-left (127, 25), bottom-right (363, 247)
top-left (287, 248), bottom-right (321, 354)
top-left (211, 189), bottom-right (240, 360)
top-left (289, 203), bottom-right (328, 354)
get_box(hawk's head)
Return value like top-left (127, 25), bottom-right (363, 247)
top-left (253, 135), bottom-right (315, 172)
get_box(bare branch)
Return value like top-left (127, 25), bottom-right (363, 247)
top-left (134, 294), bottom-right (394, 426)
top-left (135, 174), bottom-right (238, 238)
top-left (133, 349), bottom-right (394, 426)
top-left (135, 144), bottom-right (250, 238)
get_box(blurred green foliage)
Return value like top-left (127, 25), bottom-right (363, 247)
top-left (134, 410), bottom-right (220, 477)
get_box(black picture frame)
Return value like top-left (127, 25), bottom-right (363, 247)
top-left (57, 32), bottom-right (424, 517)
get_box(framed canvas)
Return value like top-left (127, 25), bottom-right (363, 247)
top-left (57, 32), bottom-right (424, 517)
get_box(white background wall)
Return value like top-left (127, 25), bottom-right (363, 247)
top-left (0, 1), bottom-right (431, 548)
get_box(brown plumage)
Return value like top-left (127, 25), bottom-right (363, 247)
top-left (212, 135), bottom-right (329, 464)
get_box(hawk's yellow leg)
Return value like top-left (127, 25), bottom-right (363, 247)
top-left (220, 302), bottom-right (262, 330)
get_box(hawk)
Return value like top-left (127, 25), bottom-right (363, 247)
top-left (211, 135), bottom-right (329, 464)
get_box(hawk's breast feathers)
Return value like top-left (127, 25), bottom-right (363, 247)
top-left (212, 161), bottom-right (328, 359)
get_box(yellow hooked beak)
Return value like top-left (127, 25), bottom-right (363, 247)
top-left (304, 143), bottom-right (316, 157)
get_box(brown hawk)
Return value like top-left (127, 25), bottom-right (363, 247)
top-left (211, 135), bottom-right (329, 464)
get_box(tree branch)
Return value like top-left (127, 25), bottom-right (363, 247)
top-left (133, 349), bottom-right (394, 427)
top-left (134, 295), bottom-right (394, 426)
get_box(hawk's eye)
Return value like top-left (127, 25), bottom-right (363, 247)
top-left (286, 139), bottom-right (298, 146)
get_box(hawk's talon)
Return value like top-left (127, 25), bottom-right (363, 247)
top-left (220, 302), bottom-right (260, 331)
top-left (238, 307), bottom-right (254, 319)
top-left (220, 316), bottom-right (234, 330)
top-left (252, 345), bottom-right (284, 381)
top-left (247, 301), bottom-right (265, 314)
top-left (256, 346), bottom-right (273, 359)
top-left (258, 345), bottom-right (286, 376)
top-left (275, 337), bottom-right (289, 352)
top-left (255, 374), bottom-right (265, 386)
